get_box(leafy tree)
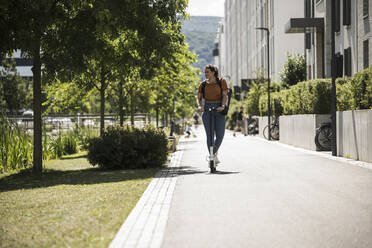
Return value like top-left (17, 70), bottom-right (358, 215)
top-left (0, 0), bottom-right (188, 173)
top-left (151, 43), bottom-right (199, 126)
top-left (280, 53), bottom-right (306, 88)
top-left (43, 78), bottom-right (92, 114)
top-left (0, 0), bottom-right (91, 173)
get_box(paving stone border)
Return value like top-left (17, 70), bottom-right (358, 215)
top-left (109, 144), bottom-right (184, 248)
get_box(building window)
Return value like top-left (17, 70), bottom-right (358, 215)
top-left (305, 0), bottom-right (311, 18)
top-left (343, 0), bottom-right (351, 26)
top-left (363, 39), bottom-right (369, 69)
top-left (335, 53), bottom-right (343, 77)
top-left (305, 33), bottom-right (311, 49)
top-left (363, 0), bottom-right (369, 18)
top-left (344, 47), bottom-right (352, 76)
top-left (335, 0), bottom-right (341, 32)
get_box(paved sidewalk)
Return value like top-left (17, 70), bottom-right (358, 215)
top-left (112, 125), bottom-right (372, 248)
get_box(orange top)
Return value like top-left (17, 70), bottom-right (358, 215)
top-left (198, 78), bottom-right (228, 102)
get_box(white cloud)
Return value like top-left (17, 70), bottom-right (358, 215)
top-left (186, 0), bottom-right (225, 17)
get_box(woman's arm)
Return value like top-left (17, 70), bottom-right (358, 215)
top-left (217, 78), bottom-right (228, 112)
top-left (197, 92), bottom-right (204, 112)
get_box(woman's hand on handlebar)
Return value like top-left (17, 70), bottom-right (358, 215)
top-left (216, 106), bottom-right (225, 112)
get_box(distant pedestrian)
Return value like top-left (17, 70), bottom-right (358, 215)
top-left (197, 64), bottom-right (228, 164)
top-left (185, 123), bottom-right (192, 138)
top-left (234, 106), bottom-right (246, 136)
top-left (193, 113), bottom-right (200, 125)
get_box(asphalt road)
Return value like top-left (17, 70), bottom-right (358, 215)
top-left (161, 126), bottom-right (372, 248)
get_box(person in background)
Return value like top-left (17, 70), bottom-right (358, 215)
top-left (234, 106), bottom-right (246, 136)
top-left (185, 123), bottom-right (192, 138)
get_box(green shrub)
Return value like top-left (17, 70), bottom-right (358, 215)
top-left (280, 53), bottom-right (306, 87)
top-left (336, 77), bottom-right (353, 111)
top-left (259, 92), bottom-right (283, 116)
top-left (245, 82), bottom-right (261, 117)
top-left (72, 125), bottom-right (99, 150)
top-left (62, 133), bottom-right (78, 155)
top-left (51, 135), bottom-right (64, 159)
top-left (87, 126), bottom-right (168, 170)
top-left (0, 115), bottom-right (33, 172)
top-left (349, 66), bottom-right (372, 109)
top-left (226, 97), bottom-right (241, 130)
top-left (280, 79), bottom-right (331, 115)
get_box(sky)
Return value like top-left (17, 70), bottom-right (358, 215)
top-left (186, 0), bottom-right (225, 17)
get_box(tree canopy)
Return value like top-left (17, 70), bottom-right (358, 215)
top-left (0, 0), bottom-right (193, 173)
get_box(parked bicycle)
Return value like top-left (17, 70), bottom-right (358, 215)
top-left (247, 117), bottom-right (258, 135)
top-left (263, 116), bottom-right (279, 140)
top-left (315, 122), bottom-right (332, 151)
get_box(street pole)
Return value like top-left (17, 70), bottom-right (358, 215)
top-left (331, 0), bottom-right (337, 156)
top-left (256, 27), bottom-right (271, 140)
top-left (170, 97), bottom-right (175, 136)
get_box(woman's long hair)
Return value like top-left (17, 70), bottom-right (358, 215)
top-left (205, 64), bottom-right (219, 81)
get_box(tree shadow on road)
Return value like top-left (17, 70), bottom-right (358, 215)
top-left (159, 166), bottom-right (205, 177)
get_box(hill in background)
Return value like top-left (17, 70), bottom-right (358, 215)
top-left (182, 16), bottom-right (222, 80)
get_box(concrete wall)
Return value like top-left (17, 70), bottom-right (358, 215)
top-left (337, 110), bottom-right (372, 163)
top-left (257, 116), bottom-right (268, 139)
top-left (279, 114), bottom-right (331, 151)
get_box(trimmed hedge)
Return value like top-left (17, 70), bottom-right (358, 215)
top-left (246, 82), bottom-right (261, 116)
top-left (337, 66), bottom-right (372, 110)
top-left (257, 79), bottom-right (331, 116)
top-left (251, 66), bottom-right (371, 116)
top-left (246, 81), bottom-right (282, 116)
top-left (282, 79), bottom-right (331, 115)
top-left (259, 92), bottom-right (284, 116)
top-left (87, 126), bottom-right (168, 170)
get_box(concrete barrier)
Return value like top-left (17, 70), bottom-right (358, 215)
top-left (279, 114), bottom-right (331, 151)
top-left (337, 109), bottom-right (372, 163)
top-left (256, 116), bottom-right (268, 139)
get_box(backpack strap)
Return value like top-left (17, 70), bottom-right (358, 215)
top-left (201, 80), bottom-right (207, 99)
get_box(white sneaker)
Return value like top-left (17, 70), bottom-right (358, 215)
top-left (215, 155), bottom-right (220, 165)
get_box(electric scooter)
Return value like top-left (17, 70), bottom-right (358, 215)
top-left (207, 107), bottom-right (217, 173)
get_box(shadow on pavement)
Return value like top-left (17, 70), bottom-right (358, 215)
top-left (159, 166), bottom-right (205, 177)
top-left (159, 166), bottom-right (240, 177)
top-left (210, 170), bottom-right (240, 175)
top-left (0, 167), bottom-right (158, 192)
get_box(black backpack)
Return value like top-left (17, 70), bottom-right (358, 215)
top-left (201, 78), bottom-right (232, 115)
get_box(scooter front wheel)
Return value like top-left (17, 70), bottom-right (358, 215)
top-left (209, 160), bottom-right (216, 173)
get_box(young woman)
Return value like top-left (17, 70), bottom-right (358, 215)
top-left (197, 64), bottom-right (228, 164)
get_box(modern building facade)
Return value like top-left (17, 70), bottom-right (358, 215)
top-left (286, 0), bottom-right (372, 79)
top-left (0, 50), bottom-right (33, 79)
top-left (216, 0), bottom-right (372, 87)
top-left (216, 0), bottom-right (305, 87)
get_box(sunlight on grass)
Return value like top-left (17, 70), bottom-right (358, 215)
top-left (0, 155), bottom-right (161, 248)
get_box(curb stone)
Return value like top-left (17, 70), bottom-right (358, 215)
top-left (109, 142), bottom-right (184, 248)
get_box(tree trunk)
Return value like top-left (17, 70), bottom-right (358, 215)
top-left (100, 73), bottom-right (106, 137)
top-left (156, 107), bottom-right (159, 128)
top-left (32, 39), bottom-right (42, 174)
top-left (118, 81), bottom-right (124, 126)
top-left (130, 90), bottom-right (135, 126)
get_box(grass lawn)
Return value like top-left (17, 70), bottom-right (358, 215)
top-left (0, 152), bottom-right (161, 248)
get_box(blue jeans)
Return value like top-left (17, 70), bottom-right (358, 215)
top-left (202, 102), bottom-right (226, 154)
